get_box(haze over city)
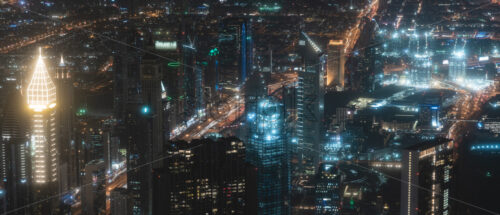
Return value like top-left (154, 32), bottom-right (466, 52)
top-left (0, 0), bottom-right (500, 215)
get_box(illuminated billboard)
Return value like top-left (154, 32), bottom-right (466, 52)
top-left (155, 41), bottom-right (177, 50)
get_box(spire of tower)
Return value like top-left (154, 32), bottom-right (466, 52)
top-left (27, 48), bottom-right (56, 112)
top-left (59, 55), bottom-right (65, 67)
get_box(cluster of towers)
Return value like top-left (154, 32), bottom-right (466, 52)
top-left (0, 48), bottom-right (74, 214)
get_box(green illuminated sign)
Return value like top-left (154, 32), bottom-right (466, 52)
top-left (168, 61), bottom-right (181, 67)
top-left (259, 5), bottom-right (281, 12)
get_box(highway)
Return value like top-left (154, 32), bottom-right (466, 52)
top-left (344, 0), bottom-right (380, 53)
top-left (105, 171), bottom-right (127, 214)
top-left (446, 86), bottom-right (494, 149)
top-left (0, 18), bottom-right (110, 54)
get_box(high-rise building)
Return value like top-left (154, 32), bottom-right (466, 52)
top-left (81, 160), bottom-right (106, 215)
top-left (113, 30), bottom-right (163, 215)
top-left (247, 98), bottom-right (290, 214)
top-left (296, 32), bottom-right (326, 176)
top-left (182, 37), bottom-right (203, 119)
top-left (326, 40), bottom-right (345, 91)
top-left (26, 49), bottom-right (59, 214)
top-left (400, 138), bottom-right (453, 215)
top-left (0, 90), bottom-right (30, 214)
top-left (139, 53), bottom-right (165, 168)
top-left (110, 188), bottom-right (132, 215)
top-left (27, 49), bottom-right (58, 185)
top-left (122, 53), bottom-right (165, 215)
top-left (448, 51), bottom-right (466, 83)
top-left (152, 137), bottom-right (257, 214)
top-left (410, 54), bottom-right (432, 87)
top-left (218, 18), bottom-right (253, 88)
top-left (55, 56), bottom-right (77, 192)
top-left (315, 163), bottom-right (341, 215)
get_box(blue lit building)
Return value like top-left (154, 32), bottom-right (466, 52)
top-left (247, 98), bottom-right (290, 214)
top-left (448, 51), bottom-right (466, 83)
top-left (410, 54), bottom-right (432, 88)
top-left (218, 18), bottom-right (253, 88)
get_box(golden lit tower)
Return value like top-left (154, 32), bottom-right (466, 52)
top-left (27, 48), bottom-right (58, 184)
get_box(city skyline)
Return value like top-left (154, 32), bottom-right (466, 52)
top-left (0, 0), bottom-right (500, 215)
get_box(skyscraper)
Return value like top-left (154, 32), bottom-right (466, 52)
top-left (0, 90), bottom-right (30, 214)
top-left (400, 138), bottom-right (453, 215)
top-left (153, 137), bottom-right (257, 214)
top-left (113, 31), bottom-right (159, 215)
top-left (448, 50), bottom-right (466, 83)
top-left (26, 49), bottom-right (58, 214)
top-left (111, 188), bottom-right (132, 215)
top-left (27, 49), bottom-right (58, 185)
top-left (326, 40), bottom-right (345, 91)
top-left (218, 18), bottom-right (253, 88)
top-left (182, 37), bottom-right (202, 119)
top-left (315, 163), bottom-right (341, 215)
top-left (81, 160), bottom-right (106, 215)
top-left (55, 56), bottom-right (77, 192)
top-left (296, 32), bottom-right (325, 176)
top-left (139, 53), bottom-right (164, 168)
top-left (410, 54), bottom-right (432, 87)
top-left (247, 98), bottom-right (289, 214)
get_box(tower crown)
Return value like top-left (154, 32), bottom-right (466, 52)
top-left (27, 49), bottom-right (56, 112)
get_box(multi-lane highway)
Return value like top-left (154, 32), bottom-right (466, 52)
top-left (344, 0), bottom-right (380, 53)
top-left (0, 18), bottom-right (110, 54)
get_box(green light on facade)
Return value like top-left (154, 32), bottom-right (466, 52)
top-left (168, 61), bottom-right (181, 67)
top-left (77, 108), bottom-right (87, 116)
top-left (209, 48), bottom-right (219, 56)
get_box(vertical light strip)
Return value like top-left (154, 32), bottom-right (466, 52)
top-left (407, 152), bottom-right (412, 215)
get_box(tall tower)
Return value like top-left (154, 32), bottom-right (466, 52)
top-left (55, 55), bottom-right (77, 193)
top-left (0, 91), bottom-right (31, 214)
top-left (296, 32), bottom-right (325, 176)
top-left (247, 98), bottom-right (289, 214)
top-left (410, 54), bottom-right (432, 87)
top-left (27, 49), bottom-right (58, 185)
top-left (448, 51), bottom-right (466, 83)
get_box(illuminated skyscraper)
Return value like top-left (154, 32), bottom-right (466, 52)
top-left (296, 32), bottom-right (325, 176)
top-left (400, 138), bottom-right (453, 215)
top-left (27, 49), bottom-right (58, 185)
top-left (247, 98), bottom-right (289, 214)
top-left (326, 40), bottom-right (345, 91)
top-left (410, 54), bottom-right (432, 87)
top-left (448, 51), bottom-right (466, 83)
top-left (315, 163), bottom-right (341, 215)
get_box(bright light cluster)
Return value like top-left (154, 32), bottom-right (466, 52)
top-left (27, 50), bottom-right (56, 112)
top-left (470, 144), bottom-right (500, 151)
